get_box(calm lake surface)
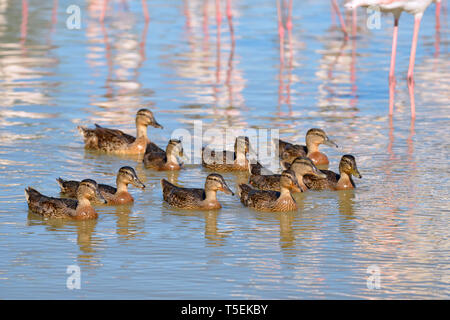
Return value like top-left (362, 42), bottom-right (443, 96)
top-left (0, 0), bottom-right (449, 299)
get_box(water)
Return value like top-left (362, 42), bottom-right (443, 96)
top-left (0, 0), bottom-right (449, 299)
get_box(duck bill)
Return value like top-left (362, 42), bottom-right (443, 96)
top-left (96, 189), bottom-right (107, 204)
top-left (313, 167), bottom-right (327, 179)
top-left (151, 120), bottom-right (163, 129)
top-left (132, 175), bottom-right (146, 189)
top-left (324, 138), bottom-right (338, 148)
top-left (352, 168), bottom-right (362, 179)
top-left (221, 183), bottom-right (234, 196)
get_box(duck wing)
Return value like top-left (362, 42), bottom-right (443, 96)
top-left (249, 174), bottom-right (281, 191)
top-left (56, 178), bottom-right (79, 197)
top-left (143, 151), bottom-right (166, 168)
top-left (79, 124), bottom-right (136, 152)
top-left (145, 142), bottom-right (165, 154)
top-left (161, 179), bottom-right (205, 208)
top-left (57, 179), bottom-right (116, 198)
top-left (276, 139), bottom-right (307, 160)
top-left (25, 187), bottom-right (77, 218)
top-left (303, 170), bottom-right (339, 190)
top-left (246, 189), bottom-right (281, 209)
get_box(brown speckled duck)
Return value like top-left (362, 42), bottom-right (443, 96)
top-left (25, 179), bottom-right (106, 220)
top-left (143, 139), bottom-right (183, 171)
top-left (284, 157), bottom-right (327, 191)
top-left (276, 128), bottom-right (338, 166)
top-left (202, 136), bottom-right (251, 172)
top-left (77, 109), bottom-right (164, 155)
top-left (248, 162), bottom-right (281, 191)
top-left (250, 157), bottom-right (326, 192)
top-left (238, 170), bottom-right (301, 212)
top-left (161, 173), bottom-right (234, 210)
top-left (303, 155), bottom-right (362, 191)
top-left (56, 167), bottom-right (145, 205)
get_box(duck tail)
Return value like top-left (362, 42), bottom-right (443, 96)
top-left (160, 179), bottom-right (176, 200)
top-left (77, 125), bottom-right (88, 137)
top-left (24, 187), bottom-right (41, 203)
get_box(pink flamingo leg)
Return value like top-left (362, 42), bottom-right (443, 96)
top-left (407, 16), bottom-right (422, 83)
top-left (352, 8), bottom-right (356, 38)
top-left (331, 0), bottom-right (348, 39)
top-left (388, 17), bottom-right (399, 115)
top-left (100, 0), bottom-right (108, 22)
top-left (277, 0), bottom-right (285, 65)
top-left (21, 0), bottom-right (28, 44)
top-left (407, 15), bottom-right (422, 118)
top-left (435, 0), bottom-right (441, 31)
top-left (142, 0), bottom-right (150, 22)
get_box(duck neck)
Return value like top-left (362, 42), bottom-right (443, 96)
top-left (136, 123), bottom-right (148, 140)
top-left (116, 179), bottom-right (129, 194)
top-left (204, 189), bottom-right (218, 202)
top-left (279, 186), bottom-right (292, 198)
top-left (337, 171), bottom-right (354, 190)
top-left (306, 141), bottom-right (319, 155)
top-left (166, 150), bottom-right (179, 165)
top-left (235, 149), bottom-right (246, 165)
top-left (77, 196), bottom-right (91, 208)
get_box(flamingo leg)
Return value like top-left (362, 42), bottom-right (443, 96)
top-left (331, 0), bottom-right (348, 39)
top-left (142, 0), bottom-right (150, 22)
top-left (100, 0), bottom-right (108, 21)
top-left (407, 15), bottom-right (422, 118)
top-left (277, 0), bottom-right (285, 65)
top-left (407, 16), bottom-right (422, 83)
top-left (435, 0), bottom-right (441, 31)
top-left (389, 17), bottom-right (399, 115)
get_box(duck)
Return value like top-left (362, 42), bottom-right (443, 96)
top-left (202, 136), bottom-right (251, 172)
top-left (248, 162), bottom-right (281, 191)
top-left (275, 128), bottom-right (338, 166)
top-left (25, 179), bottom-right (106, 220)
top-left (161, 173), bottom-right (234, 210)
top-left (143, 139), bottom-right (183, 171)
top-left (77, 108), bottom-right (164, 155)
top-left (238, 170), bottom-right (301, 212)
top-left (250, 157), bottom-right (327, 192)
top-left (56, 166), bottom-right (145, 205)
top-left (303, 154), bottom-right (362, 191)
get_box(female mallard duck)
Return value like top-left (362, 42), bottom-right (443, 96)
top-left (161, 173), bottom-right (234, 210)
top-left (303, 155), bottom-right (362, 191)
top-left (275, 128), bottom-right (338, 166)
top-left (77, 108), bottom-right (164, 155)
top-left (143, 139), bottom-right (183, 171)
top-left (250, 157), bottom-right (326, 192)
top-left (248, 162), bottom-right (281, 191)
top-left (25, 179), bottom-right (106, 220)
top-left (238, 170), bottom-right (301, 212)
top-left (56, 166), bottom-right (145, 205)
top-left (202, 136), bottom-right (251, 172)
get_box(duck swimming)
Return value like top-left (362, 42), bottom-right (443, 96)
top-left (275, 128), bottom-right (338, 166)
top-left (284, 157), bottom-right (327, 191)
top-left (303, 154), bottom-right (362, 191)
top-left (238, 170), bottom-right (301, 212)
top-left (250, 157), bottom-right (326, 192)
top-left (248, 162), bottom-right (281, 191)
top-left (161, 173), bottom-right (234, 210)
top-left (25, 179), bottom-right (106, 220)
top-left (77, 109), bottom-right (164, 155)
top-left (143, 139), bottom-right (183, 171)
top-left (202, 136), bottom-right (251, 172)
top-left (57, 166), bottom-right (145, 205)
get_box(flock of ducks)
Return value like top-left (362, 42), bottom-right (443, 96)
top-left (25, 109), bottom-right (362, 219)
